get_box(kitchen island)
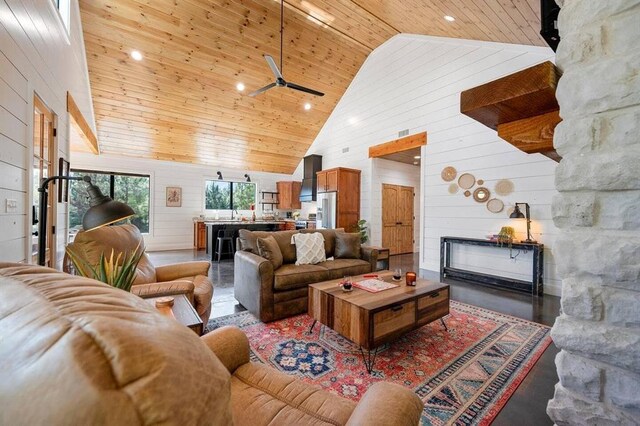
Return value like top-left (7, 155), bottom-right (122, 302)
top-left (200, 220), bottom-right (286, 260)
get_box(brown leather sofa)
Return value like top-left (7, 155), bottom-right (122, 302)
top-left (0, 263), bottom-right (423, 425)
top-left (65, 224), bottom-right (213, 323)
top-left (235, 229), bottom-right (379, 322)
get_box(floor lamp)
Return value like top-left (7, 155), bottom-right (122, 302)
top-left (37, 175), bottom-right (135, 266)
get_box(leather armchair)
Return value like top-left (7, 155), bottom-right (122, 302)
top-left (65, 224), bottom-right (213, 323)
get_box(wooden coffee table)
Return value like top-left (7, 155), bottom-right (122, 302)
top-left (308, 271), bottom-right (449, 373)
top-left (145, 294), bottom-right (204, 336)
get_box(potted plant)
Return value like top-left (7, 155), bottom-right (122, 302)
top-left (357, 219), bottom-right (368, 244)
top-left (496, 226), bottom-right (515, 256)
top-left (66, 242), bottom-right (143, 292)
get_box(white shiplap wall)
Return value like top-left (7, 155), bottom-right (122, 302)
top-left (300, 34), bottom-right (561, 295)
top-left (72, 153), bottom-right (295, 251)
top-left (0, 0), bottom-right (94, 264)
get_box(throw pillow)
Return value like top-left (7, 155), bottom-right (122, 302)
top-left (238, 229), bottom-right (258, 253)
top-left (335, 232), bottom-right (361, 259)
top-left (256, 235), bottom-right (283, 270)
top-left (292, 233), bottom-right (326, 265)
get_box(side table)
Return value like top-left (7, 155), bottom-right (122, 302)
top-left (145, 294), bottom-right (204, 336)
top-left (367, 246), bottom-right (390, 271)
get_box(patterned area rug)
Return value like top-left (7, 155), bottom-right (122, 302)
top-left (207, 301), bottom-right (551, 425)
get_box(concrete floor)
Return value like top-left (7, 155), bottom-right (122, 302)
top-left (148, 249), bottom-right (560, 425)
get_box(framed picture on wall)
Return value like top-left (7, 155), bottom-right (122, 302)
top-left (58, 157), bottom-right (70, 202)
top-left (166, 186), bottom-right (182, 207)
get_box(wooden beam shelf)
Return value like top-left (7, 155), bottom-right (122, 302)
top-left (460, 61), bottom-right (562, 162)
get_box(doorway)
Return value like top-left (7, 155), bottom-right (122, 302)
top-left (32, 95), bottom-right (57, 266)
top-left (382, 183), bottom-right (414, 255)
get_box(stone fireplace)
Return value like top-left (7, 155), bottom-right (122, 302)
top-left (547, 0), bottom-right (640, 424)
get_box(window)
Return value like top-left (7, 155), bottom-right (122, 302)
top-left (51, 0), bottom-right (70, 33)
top-left (69, 170), bottom-right (150, 233)
top-left (205, 180), bottom-right (256, 210)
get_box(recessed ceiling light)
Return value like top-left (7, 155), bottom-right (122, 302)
top-left (444, 15), bottom-right (455, 22)
top-left (348, 117), bottom-right (358, 125)
top-left (304, 103), bottom-right (312, 110)
top-left (130, 50), bottom-right (143, 61)
top-left (236, 82), bottom-right (245, 92)
top-left (414, 155), bottom-right (421, 159)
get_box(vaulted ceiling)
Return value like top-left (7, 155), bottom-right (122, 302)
top-left (80, 0), bottom-right (546, 174)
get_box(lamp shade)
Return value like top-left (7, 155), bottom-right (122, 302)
top-left (82, 183), bottom-right (135, 231)
top-left (510, 205), bottom-right (525, 219)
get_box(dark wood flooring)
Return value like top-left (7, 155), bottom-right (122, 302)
top-left (148, 249), bottom-right (560, 425)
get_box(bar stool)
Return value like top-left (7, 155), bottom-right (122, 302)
top-left (215, 226), bottom-right (235, 262)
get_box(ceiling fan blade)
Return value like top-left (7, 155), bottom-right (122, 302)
top-left (264, 55), bottom-right (283, 80)
top-left (285, 82), bottom-right (325, 97)
top-left (248, 82), bottom-right (277, 97)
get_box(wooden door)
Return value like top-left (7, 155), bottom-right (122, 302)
top-left (382, 184), bottom-right (399, 254)
top-left (317, 171), bottom-right (327, 193)
top-left (398, 186), bottom-right (414, 254)
top-left (32, 96), bottom-right (56, 265)
top-left (381, 184), bottom-right (414, 255)
top-left (326, 170), bottom-right (338, 192)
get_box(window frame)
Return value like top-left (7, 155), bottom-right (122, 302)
top-left (69, 168), bottom-right (152, 235)
top-left (47, 0), bottom-right (71, 43)
top-left (203, 179), bottom-right (257, 212)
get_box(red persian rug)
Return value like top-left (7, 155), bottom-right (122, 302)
top-left (207, 301), bottom-right (551, 425)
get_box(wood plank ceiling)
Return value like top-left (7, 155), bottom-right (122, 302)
top-left (80, 0), bottom-right (546, 174)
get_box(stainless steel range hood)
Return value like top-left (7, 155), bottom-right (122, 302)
top-left (299, 154), bottom-right (322, 202)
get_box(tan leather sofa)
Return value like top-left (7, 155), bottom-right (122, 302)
top-left (66, 224), bottom-right (213, 323)
top-left (0, 263), bottom-right (423, 425)
top-left (235, 229), bottom-right (379, 322)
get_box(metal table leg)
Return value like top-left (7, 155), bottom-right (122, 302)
top-left (359, 347), bottom-right (380, 374)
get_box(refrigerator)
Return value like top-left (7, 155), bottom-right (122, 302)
top-left (316, 192), bottom-right (337, 229)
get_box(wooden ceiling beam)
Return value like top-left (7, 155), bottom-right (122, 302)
top-left (67, 92), bottom-right (99, 154)
top-left (369, 132), bottom-right (427, 158)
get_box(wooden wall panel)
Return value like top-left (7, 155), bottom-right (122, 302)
top-left (78, 0), bottom-right (547, 174)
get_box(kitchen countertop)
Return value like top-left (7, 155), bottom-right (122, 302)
top-left (201, 220), bottom-right (286, 225)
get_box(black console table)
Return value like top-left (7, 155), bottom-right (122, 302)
top-left (440, 236), bottom-right (544, 296)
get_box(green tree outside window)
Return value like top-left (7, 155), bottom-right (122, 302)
top-left (205, 180), bottom-right (255, 210)
top-left (69, 170), bottom-right (150, 233)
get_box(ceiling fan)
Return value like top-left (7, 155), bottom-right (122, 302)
top-left (249, 0), bottom-right (324, 98)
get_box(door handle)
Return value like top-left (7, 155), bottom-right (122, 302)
top-left (390, 304), bottom-right (403, 312)
top-left (430, 292), bottom-right (440, 298)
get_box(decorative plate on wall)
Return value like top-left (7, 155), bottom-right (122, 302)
top-left (464, 190), bottom-right (471, 197)
top-left (441, 166), bottom-right (457, 182)
top-left (477, 179), bottom-right (484, 185)
top-left (487, 198), bottom-right (504, 213)
top-left (473, 187), bottom-right (491, 203)
top-left (458, 173), bottom-right (476, 189)
top-left (495, 179), bottom-right (514, 196)
top-left (448, 183), bottom-right (459, 194)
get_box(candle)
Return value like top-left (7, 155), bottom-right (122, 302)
top-left (406, 272), bottom-right (417, 286)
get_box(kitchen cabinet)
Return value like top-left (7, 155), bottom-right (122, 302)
top-left (193, 221), bottom-right (206, 250)
top-left (317, 167), bottom-right (361, 231)
top-left (316, 169), bottom-right (338, 193)
top-left (276, 181), bottom-right (301, 209)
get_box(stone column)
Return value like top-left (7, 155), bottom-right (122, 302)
top-left (547, 1), bottom-right (640, 424)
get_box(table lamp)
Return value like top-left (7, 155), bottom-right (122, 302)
top-left (509, 202), bottom-right (536, 243)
